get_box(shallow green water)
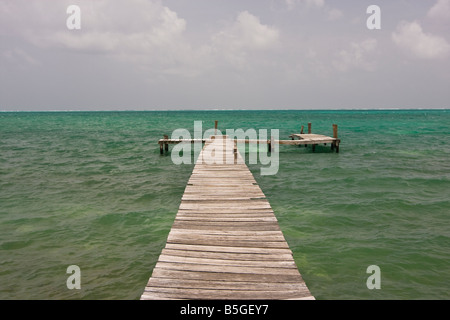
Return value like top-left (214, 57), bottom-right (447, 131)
top-left (0, 110), bottom-right (449, 299)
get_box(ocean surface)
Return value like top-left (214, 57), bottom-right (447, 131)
top-left (0, 110), bottom-right (449, 300)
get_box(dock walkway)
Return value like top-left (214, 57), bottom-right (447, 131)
top-left (141, 136), bottom-right (314, 300)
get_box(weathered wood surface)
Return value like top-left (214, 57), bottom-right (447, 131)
top-left (288, 133), bottom-right (339, 144)
top-left (142, 136), bottom-right (314, 300)
top-left (158, 137), bottom-right (340, 146)
top-left (289, 131), bottom-right (340, 153)
top-left (158, 138), bottom-right (335, 144)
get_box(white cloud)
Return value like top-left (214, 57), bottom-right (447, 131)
top-left (46, 2), bottom-right (186, 54)
top-left (392, 21), bottom-right (450, 59)
top-left (333, 39), bottom-right (378, 72)
top-left (211, 11), bottom-right (279, 69)
top-left (0, 2), bottom-right (283, 77)
top-left (327, 8), bottom-right (343, 21)
top-left (0, 0), bottom-right (187, 54)
top-left (286, 0), bottom-right (324, 10)
top-left (285, 0), bottom-right (342, 21)
top-left (215, 11), bottom-right (279, 50)
top-left (427, 0), bottom-right (450, 21)
top-left (0, 0), bottom-right (208, 77)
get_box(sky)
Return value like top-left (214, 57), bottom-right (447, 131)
top-left (1, 0), bottom-right (449, 110)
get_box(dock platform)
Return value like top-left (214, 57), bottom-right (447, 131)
top-left (141, 135), bottom-right (314, 300)
top-left (159, 123), bottom-right (340, 154)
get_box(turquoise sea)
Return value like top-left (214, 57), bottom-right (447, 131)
top-left (0, 110), bottom-right (449, 300)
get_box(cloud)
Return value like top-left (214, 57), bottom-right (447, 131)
top-left (327, 8), bottom-right (343, 21)
top-left (333, 39), bottom-right (378, 72)
top-left (215, 11), bottom-right (279, 50)
top-left (1, 0), bottom-right (187, 51)
top-left (427, 0), bottom-right (450, 21)
top-left (392, 21), bottom-right (450, 59)
top-left (211, 11), bottom-right (279, 69)
top-left (0, 1), bottom-right (284, 78)
top-left (296, 0), bottom-right (324, 8)
top-left (0, 0), bottom-right (210, 77)
top-left (286, 0), bottom-right (324, 10)
top-left (44, 2), bottom-right (186, 54)
top-left (285, 0), bottom-right (342, 21)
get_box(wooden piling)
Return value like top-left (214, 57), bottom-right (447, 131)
top-left (332, 124), bottom-right (339, 153)
top-left (308, 123), bottom-right (312, 134)
top-left (160, 135), bottom-right (169, 154)
top-left (164, 135), bottom-right (169, 152)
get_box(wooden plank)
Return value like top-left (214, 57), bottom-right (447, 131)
top-left (147, 278), bottom-right (307, 291)
top-left (170, 221), bottom-right (282, 231)
top-left (168, 229), bottom-right (283, 236)
top-left (176, 208), bottom-right (275, 214)
top-left (181, 196), bottom-right (266, 201)
top-left (182, 191), bottom-right (264, 195)
top-left (166, 237), bottom-right (290, 249)
top-left (143, 286), bottom-right (311, 298)
top-left (184, 185), bottom-right (261, 189)
top-left (188, 177), bottom-right (257, 182)
top-left (165, 240), bottom-right (289, 249)
top-left (179, 201), bottom-right (272, 210)
top-left (174, 216), bottom-right (278, 222)
top-left (182, 192), bottom-right (264, 197)
top-left (182, 193), bottom-right (266, 198)
top-left (186, 182), bottom-right (258, 186)
top-left (193, 164), bottom-right (249, 168)
top-left (159, 248), bottom-right (295, 261)
top-left (167, 230), bottom-right (287, 242)
top-left (164, 243), bottom-right (295, 255)
top-left (175, 214), bottom-right (276, 220)
top-left (297, 134), bottom-right (328, 139)
top-left (153, 261), bottom-right (302, 275)
top-left (141, 288), bottom-right (313, 300)
top-left (149, 268), bottom-right (304, 283)
top-left (176, 213), bottom-right (275, 218)
top-left (279, 139), bottom-right (336, 145)
top-left (184, 185), bottom-right (262, 190)
top-left (156, 254), bottom-right (298, 268)
top-left (188, 179), bottom-right (255, 182)
top-left (171, 219), bottom-right (280, 226)
top-left (167, 230), bottom-right (288, 242)
top-left (158, 139), bottom-right (206, 143)
top-left (183, 189), bottom-right (264, 194)
top-left (190, 173), bottom-right (252, 176)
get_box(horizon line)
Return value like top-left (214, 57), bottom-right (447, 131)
top-left (1, 107), bottom-right (449, 112)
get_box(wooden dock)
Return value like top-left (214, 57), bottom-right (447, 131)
top-left (142, 135), bottom-right (314, 300)
top-left (288, 123), bottom-right (340, 152)
top-left (159, 123), bottom-right (340, 154)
